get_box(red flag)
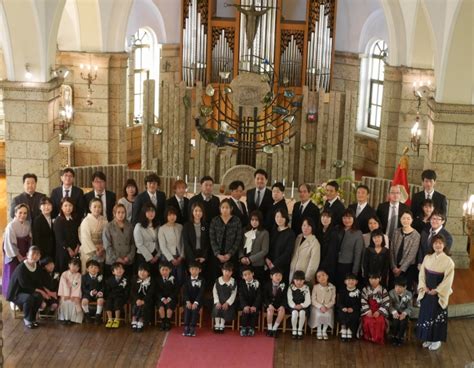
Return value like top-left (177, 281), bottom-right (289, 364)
top-left (392, 148), bottom-right (411, 205)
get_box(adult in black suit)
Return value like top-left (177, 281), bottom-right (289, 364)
top-left (166, 179), bottom-right (189, 225)
top-left (10, 173), bottom-right (45, 221)
top-left (264, 182), bottom-right (288, 231)
top-left (83, 171), bottom-right (117, 222)
top-left (348, 184), bottom-right (377, 234)
top-left (376, 185), bottom-right (410, 239)
top-left (417, 211), bottom-right (453, 265)
top-left (131, 173), bottom-right (166, 225)
top-left (291, 183), bottom-right (320, 236)
top-left (246, 169), bottom-right (273, 222)
top-left (183, 201), bottom-right (210, 266)
top-left (188, 176), bottom-right (221, 225)
top-left (32, 197), bottom-right (55, 260)
top-left (229, 180), bottom-right (249, 228)
top-left (50, 168), bottom-right (85, 219)
top-left (411, 170), bottom-right (447, 218)
top-left (323, 180), bottom-right (345, 226)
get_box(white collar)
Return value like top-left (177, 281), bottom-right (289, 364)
top-left (218, 276), bottom-right (235, 286)
top-left (175, 194), bottom-right (184, 202)
top-left (147, 191), bottom-right (156, 198)
top-left (24, 260), bottom-right (37, 272)
top-left (328, 197), bottom-right (337, 205)
top-left (389, 202), bottom-right (399, 208)
top-left (357, 202), bottom-right (368, 210)
top-left (425, 190), bottom-right (435, 197)
top-left (431, 226), bottom-right (443, 235)
top-left (300, 200), bottom-right (310, 207)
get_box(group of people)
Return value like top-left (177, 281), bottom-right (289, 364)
top-left (2, 167), bottom-right (454, 351)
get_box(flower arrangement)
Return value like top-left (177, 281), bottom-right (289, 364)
top-left (310, 176), bottom-right (357, 210)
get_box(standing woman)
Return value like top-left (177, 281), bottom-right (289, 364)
top-left (390, 211), bottom-right (420, 290)
top-left (416, 234), bottom-right (454, 351)
top-left (80, 198), bottom-right (108, 273)
top-left (363, 216), bottom-right (389, 248)
top-left (133, 203), bottom-right (160, 275)
top-left (289, 218), bottom-right (321, 285)
top-left (316, 210), bottom-right (341, 284)
top-left (118, 179), bottom-right (139, 223)
top-left (239, 210), bottom-right (269, 283)
top-left (336, 209), bottom-right (364, 290)
top-left (209, 199), bottom-right (242, 280)
top-left (32, 197), bottom-right (55, 260)
top-left (183, 202), bottom-right (210, 269)
top-left (2, 204), bottom-right (32, 296)
top-left (54, 198), bottom-right (80, 274)
top-left (363, 229), bottom-right (390, 286)
top-left (103, 203), bottom-right (136, 277)
top-left (158, 207), bottom-right (185, 284)
top-left (265, 208), bottom-right (295, 283)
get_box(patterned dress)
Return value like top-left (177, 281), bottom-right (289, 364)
top-left (361, 285), bottom-right (390, 344)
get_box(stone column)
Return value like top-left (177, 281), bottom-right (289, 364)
top-left (141, 79), bottom-right (155, 170)
top-left (0, 79), bottom-right (61, 210)
top-left (424, 100), bottom-right (473, 268)
top-left (160, 44), bottom-right (180, 84)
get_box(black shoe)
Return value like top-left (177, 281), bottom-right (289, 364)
top-left (95, 314), bottom-right (102, 324)
top-left (292, 332), bottom-right (298, 340)
top-left (183, 327), bottom-right (189, 336)
top-left (266, 329), bottom-right (272, 337)
top-left (240, 327), bottom-right (247, 337)
top-left (248, 328), bottom-right (255, 337)
top-left (189, 327), bottom-right (196, 337)
top-left (32, 321), bottom-right (39, 328)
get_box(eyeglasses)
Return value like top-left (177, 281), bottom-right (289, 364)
top-left (430, 217), bottom-right (443, 221)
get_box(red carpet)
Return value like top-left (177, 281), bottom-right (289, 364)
top-left (157, 329), bottom-right (275, 368)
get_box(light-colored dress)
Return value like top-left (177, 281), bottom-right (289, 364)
top-left (58, 270), bottom-right (83, 323)
top-left (118, 197), bottom-right (134, 222)
top-left (309, 283), bottom-right (336, 329)
top-left (79, 213), bottom-right (108, 273)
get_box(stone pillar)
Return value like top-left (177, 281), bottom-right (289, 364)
top-left (0, 79), bottom-right (61, 209)
top-left (160, 44), bottom-right (180, 84)
top-left (331, 51), bottom-right (360, 93)
top-left (55, 51), bottom-right (128, 166)
top-left (141, 79), bottom-right (155, 170)
top-left (424, 100), bottom-right (473, 268)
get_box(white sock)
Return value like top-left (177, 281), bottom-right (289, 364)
top-left (291, 310), bottom-right (298, 331)
top-left (82, 304), bottom-right (89, 314)
top-left (273, 321), bottom-right (280, 330)
top-left (267, 323), bottom-right (273, 330)
top-left (322, 325), bottom-right (328, 333)
top-left (137, 321), bottom-right (143, 328)
top-left (96, 305), bottom-right (103, 314)
top-left (347, 329), bottom-right (352, 338)
top-left (298, 310), bottom-right (306, 332)
top-left (317, 326), bottom-right (322, 334)
top-left (214, 318), bottom-right (220, 328)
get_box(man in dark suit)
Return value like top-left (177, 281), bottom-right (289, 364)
top-left (323, 180), bottom-right (345, 226)
top-left (83, 171), bottom-right (117, 222)
top-left (10, 173), bottom-right (45, 221)
top-left (376, 185), bottom-right (410, 239)
top-left (411, 169), bottom-right (447, 218)
top-left (166, 179), bottom-right (190, 225)
top-left (417, 210), bottom-right (453, 265)
top-left (246, 169), bottom-right (273, 222)
top-left (188, 176), bottom-right (221, 225)
top-left (50, 168), bottom-right (85, 219)
top-left (229, 180), bottom-right (249, 228)
top-left (132, 173), bottom-right (166, 225)
top-left (348, 184), bottom-right (376, 234)
top-left (291, 183), bottom-right (320, 236)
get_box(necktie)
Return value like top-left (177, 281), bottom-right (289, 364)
top-left (65, 189), bottom-right (70, 198)
top-left (236, 201), bottom-right (242, 212)
top-left (151, 194), bottom-right (157, 206)
top-left (356, 205), bottom-right (362, 217)
top-left (178, 199), bottom-right (184, 213)
top-left (427, 193), bottom-right (431, 200)
top-left (256, 190), bottom-right (261, 207)
top-left (272, 285), bottom-right (278, 296)
top-left (388, 205), bottom-right (397, 239)
top-left (97, 193), bottom-right (103, 200)
top-left (300, 204), bottom-right (304, 214)
top-left (428, 230), bottom-right (436, 243)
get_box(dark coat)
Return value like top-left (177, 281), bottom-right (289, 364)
top-left (324, 198), bottom-right (345, 226)
top-left (291, 201), bottom-right (321, 236)
top-left (130, 276), bottom-right (157, 305)
top-left (50, 186), bottom-right (85, 219)
top-left (239, 280), bottom-right (262, 309)
top-left (230, 199), bottom-right (249, 229)
top-left (348, 203), bottom-right (377, 234)
top-left (7, 262), bottom-right (44, 302)
top-left (264, 200), bottom-right (288, 232)
top-left (209, 216), bottom-right (242, 257)
top-left (10, 192), bottom-right (45, 221)
top-left (417, 227), bottom-right (453, 264)
top-left (246, 188), bottom-right (273, 221)
top-left (166, 196), bottom-right (190, 225)
top-left (131, 190), bottom-right (166, 225)
top-left (182, 276), bottom-right (205, 305)
top-left (53, 215), bottom-right (80, 273)
top-left (262, 280), bottom-right (287, 308)
top-left (183, 221), bottom-right (210, 261)
top-left (84, 190), bottom-right (117, 222)
top-left (105, 275), bottom-right (129, 300)
top-left (32, 214), bottom-right (55, 260)
top-left (411, 190), bottom-right (447, 218)
top-left (188, 193), bottom-right (221, 225)
top-left (376, 202), bottom-right (410, 233)
top-left (81, 273), bottom-right (105, 299)
top-left (268, 227), bottom-right (295, 281)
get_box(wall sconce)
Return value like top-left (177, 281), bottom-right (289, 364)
top-left (24, 63), bottom-right (32, 80)
top-left (80, 63), bottom-right (98, 106)
top-left (149, 126), bottom-right (163, 135)
top-left (54, 84), bottom-right (73, 141)
top-left (410, 79), bottom-right (435, 156)
top-left (463, 194), bottom-right (474, 236)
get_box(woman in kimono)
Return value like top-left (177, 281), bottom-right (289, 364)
top-left (416, 234), bottom-right (455, 351)
top-left (2, 204), bottom-right (31, 296)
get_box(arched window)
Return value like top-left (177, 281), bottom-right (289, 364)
top-left (357, 39), bottom-right (388, 135)
top-left (131, 28), bottom-right (160, 125)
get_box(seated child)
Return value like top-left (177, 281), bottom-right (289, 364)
top-left (389, 276), bottom-right (413, 346)
top-left (182, 261), bottom-right (205, 337)
top-left (263, 267), bottom-right (287, 338)
top-left (81, 259), bottom-right (104, 323)
top-left (39, 257), bottom-right (59, 314)
top-left (105, 262), bottom-right (129, 328)
top-left (287, 270), bottom-right (311, 340)
top-left (361, 273), bottom-right (390, 344)
top-left (212, 262), bottom-right (237, 333)
top-left (130, 263), bottom-right (156, 332)
top-left (156, 261), bottom-right (178, 331)
top-left (238, 265), bottom-right (262, 337)
top-left (58, 257), bottom-right (83, 324)
top-left (336, 273), bottom-right (361, 341)
top-left (308, 269), bottom-right (336, 340)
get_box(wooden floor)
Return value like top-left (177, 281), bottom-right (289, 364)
top-left (2, 302), bottom-right (474, 368)
top-left (451, 262), bottom-right (474, 305)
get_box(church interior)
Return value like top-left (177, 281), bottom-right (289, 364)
top-left (0, 0), bottom-right (473, 366)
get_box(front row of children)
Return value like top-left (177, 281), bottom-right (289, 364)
top-left (9, 247), bottom-right (412, 344)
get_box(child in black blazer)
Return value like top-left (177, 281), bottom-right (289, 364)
top-left (39, 257), bottom-right (59, 314)
top-left (156, 261), bottom-right (178, 331)
top-left (263, 267), bottom-right (287, 337)
top-left (81, 259), bottom-right (105, 323)
top-left (182, 261), bottom-right (205, 337)
top-left (105, 262), bottom-right (129, 328)
top-left (130, 263), bottom-right (156, 332)
top-left (239, 266), bottom-right (262, 336)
